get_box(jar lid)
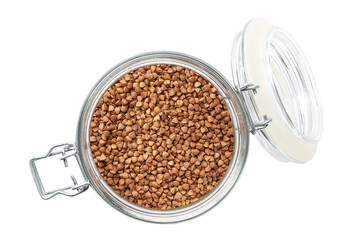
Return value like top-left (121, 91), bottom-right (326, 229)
top-left (231, 19), bottom-right (323, 163)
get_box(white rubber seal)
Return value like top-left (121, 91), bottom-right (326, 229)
top-left (243, 19), bottom-right (317, 162)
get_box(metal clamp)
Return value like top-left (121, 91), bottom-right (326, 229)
top-left (29, 143), bottom-right (89, 200)
top-left (236, 83), bottom-right (272, 134)
top-left (239, 83), bottom-right (259, 94)
top-left (254, 115), bottom-right (272, 131)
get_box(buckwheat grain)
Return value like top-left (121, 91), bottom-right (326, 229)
top-left (90, 64), bottom-right (234, 209)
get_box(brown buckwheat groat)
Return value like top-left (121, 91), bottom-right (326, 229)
top-left (90, 65), bottom-right (234, 209)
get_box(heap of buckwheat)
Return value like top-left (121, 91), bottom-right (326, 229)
top-left (90, 64), bottom-right (234, 209)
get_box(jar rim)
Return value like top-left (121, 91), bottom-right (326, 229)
top-left (76, 51), bottom-right (250, 223)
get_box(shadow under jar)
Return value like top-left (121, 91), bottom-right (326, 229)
top-left (29, 19), bottom-right (323, 223)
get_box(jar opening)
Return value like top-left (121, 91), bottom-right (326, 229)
top-left (77, 52), bottom-right (249, 222)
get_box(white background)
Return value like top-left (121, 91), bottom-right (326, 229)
top-left (0, 1), bottom-right (340, 239)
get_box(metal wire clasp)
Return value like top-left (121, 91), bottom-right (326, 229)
top-left (29, 143), bottom-right (89, 200)
top-left (236, 83), bottom-right (272, 134)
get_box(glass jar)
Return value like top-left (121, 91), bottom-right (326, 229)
top-left (29, 19), bottom-right (323, 223)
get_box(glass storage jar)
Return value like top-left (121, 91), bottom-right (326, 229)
top-left (29, 19), bottom-right (323, 223)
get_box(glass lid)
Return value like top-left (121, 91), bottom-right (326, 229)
top-left (231, 18), bottom-right (323, 163)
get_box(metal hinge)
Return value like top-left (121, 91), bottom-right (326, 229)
top-left (236, 83), bottom-right (272, 134)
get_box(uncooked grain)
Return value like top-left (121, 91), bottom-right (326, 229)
top-left (90, 64), bottom-right (234, 209)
